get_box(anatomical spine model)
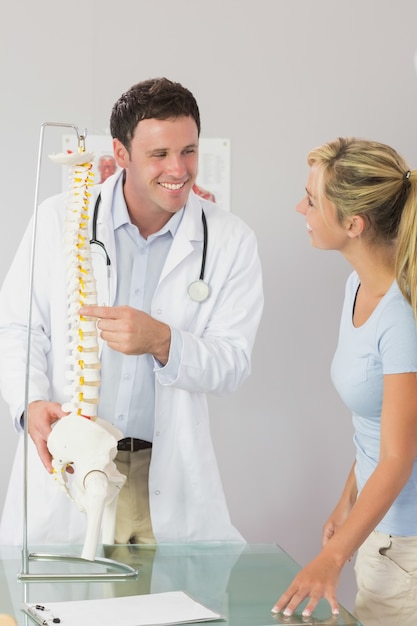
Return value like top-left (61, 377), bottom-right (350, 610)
top-left (46, 149), bottom-right (125, 560)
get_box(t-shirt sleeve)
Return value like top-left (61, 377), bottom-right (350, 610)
top-left (378, 296), bottom-right (417, 374)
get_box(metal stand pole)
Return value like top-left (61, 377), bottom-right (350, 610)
top-left (19, 122), bottom-right (137, 582)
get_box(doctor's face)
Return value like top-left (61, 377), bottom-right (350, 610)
top-left (114, 116), bottom-right (199, 224)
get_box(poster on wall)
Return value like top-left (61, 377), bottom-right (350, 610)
top-left (195, 138), bottom-right (231, 211)
top-left (61, 135), bottom-right (231, 211)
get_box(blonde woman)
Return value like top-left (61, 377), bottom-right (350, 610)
top-left (273, 138), bottom-right (417, 626)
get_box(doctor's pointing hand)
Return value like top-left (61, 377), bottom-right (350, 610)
top-left (80, 305), bottom-right (171, 365)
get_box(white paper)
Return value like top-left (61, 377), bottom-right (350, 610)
top-left (23, 590), bottom-right (224, 626)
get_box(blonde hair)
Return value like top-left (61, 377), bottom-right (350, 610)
top-left (307, 137), bottom-right (417, 317)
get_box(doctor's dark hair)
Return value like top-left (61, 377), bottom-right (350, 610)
top-left (110, 77), bottom-right (201, 152)
top-left (307, 137), bottom-right (417, 319)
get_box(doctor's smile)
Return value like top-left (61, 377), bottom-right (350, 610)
top-left (159, 181), bottom-right (186, 190)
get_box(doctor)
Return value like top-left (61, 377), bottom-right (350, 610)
top-left (0, 77), bottom-right (263, 545)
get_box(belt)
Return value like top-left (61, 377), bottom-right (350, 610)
top-left (117, 437), bottom-right (152, 452)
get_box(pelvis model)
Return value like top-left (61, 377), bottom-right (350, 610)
top-left (47, 150), bottom-right (125, 560)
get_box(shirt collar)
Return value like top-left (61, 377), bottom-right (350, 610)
top-left (112, 173), bottom-right (185, 237)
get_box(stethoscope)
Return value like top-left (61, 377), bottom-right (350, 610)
top-left (90, 193), bottom-right (210, 303)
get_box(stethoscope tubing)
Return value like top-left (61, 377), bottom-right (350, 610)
top-left (89, 193), bottom-right (209, 301)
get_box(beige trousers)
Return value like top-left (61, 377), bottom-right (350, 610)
top-left (114, 447), bottom-right (155, 544)
top-left (354, 530), bottom-right (417, 626)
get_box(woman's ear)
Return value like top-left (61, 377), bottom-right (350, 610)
top-left (346, 215), bottom-right (366, 239)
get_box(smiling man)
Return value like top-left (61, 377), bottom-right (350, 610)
top-left (0, 77), bottom-right (264, 546)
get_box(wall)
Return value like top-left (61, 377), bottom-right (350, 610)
top-left (1, 0), bottom-right (417, 612)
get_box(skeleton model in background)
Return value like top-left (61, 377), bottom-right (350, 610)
top-left (46, 149), bottom-right (125, 560)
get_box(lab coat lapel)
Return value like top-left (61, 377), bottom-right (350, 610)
top-left (159, 193), bottom-right (203, 283)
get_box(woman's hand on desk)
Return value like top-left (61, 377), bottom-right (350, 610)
top-left (271, 551), bottom-right (341, 618)
top-left (27, 400), bottom-right (68, 473)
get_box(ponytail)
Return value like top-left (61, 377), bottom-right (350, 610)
top-left (396, 172), bottom-right (417, 318)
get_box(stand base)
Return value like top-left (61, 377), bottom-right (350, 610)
top-left (18, 552), bottom-right (138, 581)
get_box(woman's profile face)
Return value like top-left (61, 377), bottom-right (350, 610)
top-left (296, 166), bottom-right (349, 252)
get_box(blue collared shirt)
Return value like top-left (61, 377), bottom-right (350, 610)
top-left (98, 175), bottom-right (183, 441)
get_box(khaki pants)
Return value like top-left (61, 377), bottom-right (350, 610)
top-left (114, 447), bottom-right (155, 544)
top-left (354, 531), bottom-right (417, 626)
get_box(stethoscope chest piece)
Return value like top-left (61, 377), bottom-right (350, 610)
top-left (187, 279), bottom-right (210, 303)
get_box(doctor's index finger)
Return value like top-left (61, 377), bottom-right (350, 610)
top-left (80, 305), bottom-right (112, 319)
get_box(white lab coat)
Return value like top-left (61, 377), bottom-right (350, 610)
top-left (0, 171), bottom-right (263, 545)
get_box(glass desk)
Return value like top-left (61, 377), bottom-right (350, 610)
top-left (0, 543), bottom-right (361, 625)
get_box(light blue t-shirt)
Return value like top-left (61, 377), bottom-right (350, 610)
top-left (331, 271), bottom-right (417, 536)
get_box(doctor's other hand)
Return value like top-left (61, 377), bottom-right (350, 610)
top-left (80, 305), bottom-right (171, 365)
top-left (271, 552), bottom-right (341, 619)
top-left (27, 400), bottom-right (68, 473)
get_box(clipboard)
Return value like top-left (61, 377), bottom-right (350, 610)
top-left (23, 591), bottom-right (225, 626)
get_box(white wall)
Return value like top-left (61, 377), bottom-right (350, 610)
top-left (2, 0), bottom-right (417, 611)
